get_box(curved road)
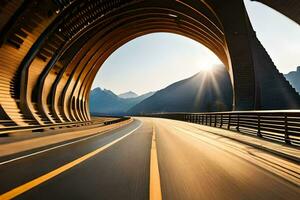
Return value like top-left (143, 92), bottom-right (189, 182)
top-left (0, 118), bottom-right (299, 200)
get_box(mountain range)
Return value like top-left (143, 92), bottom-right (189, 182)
top-left (90, 65), bottom-right (233, 115)
top-left (89, 88), bottom-right (154, 115)
top-left (90, 66), bottom-right (299, 116)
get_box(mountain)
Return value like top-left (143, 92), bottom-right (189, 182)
top-left (89, 88), bottom-right (124, 115)
top-left (284, 66), bottom-right (300, 94)
top-left (128, 65), bottom-right (233, 114)
top-left (89, 88), bottom-right (155, 115)
top-left (90, 66), bottom-right (299, 116)
top-left (130, 91), bottom-right (156, 102)
top-left (118, 91), bottom-right (138, 99)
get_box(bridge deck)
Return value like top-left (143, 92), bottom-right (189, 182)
top-left (0, 117), bottom-right (298, 199)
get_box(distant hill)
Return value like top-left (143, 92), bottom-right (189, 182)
top-left (284, 66), bottom-right (300, 94)
top-left (89, 88), bottom-right (154, 115)
top-left (118, 91), bottom-right (138, 99)
top-left (128, 65), bottom-right (233, 114)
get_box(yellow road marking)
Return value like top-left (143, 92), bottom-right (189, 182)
top-left (0, 124), bottom-right (142, 200)
top-left (149, 125), bottom-right (162, 200)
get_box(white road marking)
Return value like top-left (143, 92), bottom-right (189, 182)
top-left (0, 121), bottom-right (142, 166)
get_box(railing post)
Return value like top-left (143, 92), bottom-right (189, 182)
top-left (202, 115), bottom-right (204, 124)
top-left (257, 114), bottom-right (262, 137)
top-left (205, 115), bottom-right (208, 125)
top-left (209, 115), bottom-right (212, 126)
top-left (214, 115), bottom-right (217, 127)
top-left (284, 114), bottom-right (291, 144)
top-left (236, 114), bottom-right (240, 132)
top-left (227, 114), bottom-right (231, 130)
top-left (220, 114), bottom-right (223, 128)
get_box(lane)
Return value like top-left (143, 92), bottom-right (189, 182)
top-left (154, 118), bottom-right (300, 200)
top-left (0, 117), bottom-right (298, 200)
top-left (13, 118), bottom-right (153, 200)
top-left (160, 118), bottom-right (300, 185)
top-left (0, 120), bottom-right (132, 163)
top-left (0, 119), bottom-right (143, 195)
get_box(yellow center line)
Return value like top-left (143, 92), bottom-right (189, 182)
top-left (0, 123), bottom-right (142, 200)
top-left (149, 124), bottom-right (162, 200)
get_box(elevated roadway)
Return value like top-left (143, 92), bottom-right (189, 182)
top-left (0, 118), bottom-right (299, 200)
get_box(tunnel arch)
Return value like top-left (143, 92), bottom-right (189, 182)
top-left (0, 0), bottom-right (299, 126)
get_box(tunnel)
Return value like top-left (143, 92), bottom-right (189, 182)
top-left (0, 0), bottom-right (300, 127)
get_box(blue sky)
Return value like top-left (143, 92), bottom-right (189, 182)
top-left (92, 0), bottom-right (300, 95)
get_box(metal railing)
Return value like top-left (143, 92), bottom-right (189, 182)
top-left (144, 110), bottom-right (300, 146)
top-left (0, 117), bottom-right (130, 135)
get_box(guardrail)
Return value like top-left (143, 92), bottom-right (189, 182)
top-left (0, 117), bottom-right (130, 136)
top-left (144, 111), bottom-right (300, 146)
top-left (0, 120), bottom-right (93, 135)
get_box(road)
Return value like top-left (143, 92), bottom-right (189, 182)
top-left (0, 118), bottom-right (299, 200)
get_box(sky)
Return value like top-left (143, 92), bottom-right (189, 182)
top-left (92, 0), bottom-right (300, 95)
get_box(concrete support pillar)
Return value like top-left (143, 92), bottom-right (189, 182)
top-left (211, 0), bottom-right (257, 110)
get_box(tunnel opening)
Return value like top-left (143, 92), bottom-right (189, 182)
top-left (89, 32), bottom-right (234, 117)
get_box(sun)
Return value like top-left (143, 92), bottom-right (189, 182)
top-left (198, 64), bottom-right (214, 72)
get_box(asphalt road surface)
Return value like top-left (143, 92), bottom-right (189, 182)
top-left (0, 118), bottom-right (299, 200)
